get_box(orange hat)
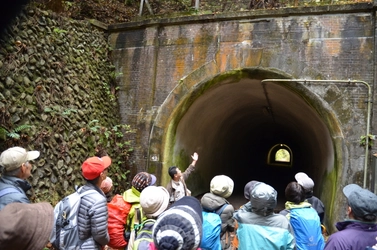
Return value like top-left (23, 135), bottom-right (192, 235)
top-left (81, 156), bottom-right (111, 180)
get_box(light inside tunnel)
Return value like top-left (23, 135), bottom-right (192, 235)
top-left (268, 144), bottom-right (292, 166)
top-left (275, 148), bottom-right (290, 162)
top-left (170, 78), bottom-right (334, 210)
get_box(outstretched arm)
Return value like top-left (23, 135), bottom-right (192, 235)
top-left (191, 152), bottom-right (199, 166)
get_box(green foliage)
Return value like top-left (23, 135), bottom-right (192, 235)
top-left (360, 134), bottom-right (375, 148)
top-left (81, 120), bottom-right (136, 192)
top-left (102, 71), bottom-right (123, 102)
top-left (101, 81), bottom-right (115, 102)
top-left (53, 27), bottom-right (68, 34)
top-left (0, 125), bottom-right (33, 140)
top-left (64, 0), bottom-right (74, 8)
top-left (44, 106), bottom-right (77, 117)
top-left (88, 119), bottom-right (101, 132)
top-left (62, 108), bottom-right (78, 116)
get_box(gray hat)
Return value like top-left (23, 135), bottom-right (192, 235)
top-left (0, 146), bottom-right (40, 172)
top-left (343, 184), bottom-right (377, 218)
top-left (295, 172), bottom-right (314, 191)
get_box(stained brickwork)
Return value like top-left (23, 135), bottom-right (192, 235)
top-left (109, 3), bottom-right (375, 173)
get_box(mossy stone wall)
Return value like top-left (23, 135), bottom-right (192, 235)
top-left (0, 7), bottom-right (126, 205)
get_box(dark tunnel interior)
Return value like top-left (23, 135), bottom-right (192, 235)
top-left (173, 78), bottom-right (334, 210)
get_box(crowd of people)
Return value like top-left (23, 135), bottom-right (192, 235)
top-left (1, 146), bottom-right (377, 250)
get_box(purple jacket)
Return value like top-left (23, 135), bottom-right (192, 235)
top-left (324, 220), bottom-right (377, 250)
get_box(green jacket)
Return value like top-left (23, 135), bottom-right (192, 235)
top-left (123, 187), bottom-right (146, 230)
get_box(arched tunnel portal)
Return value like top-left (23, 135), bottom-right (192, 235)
top-left (151, 68), bottom-right (341, 224)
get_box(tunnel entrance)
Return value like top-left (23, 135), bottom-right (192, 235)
top-left (150, 69), bottom-right (340, 226)
top-left (172, 78), bottom-right (334, 209)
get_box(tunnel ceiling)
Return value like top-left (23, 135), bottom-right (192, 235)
top-left (174, 78), bottom-right (334, 206)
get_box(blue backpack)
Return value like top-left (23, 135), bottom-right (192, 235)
top-left (200, 204), bottom-right (228, 250)
top-left (289, 207), bottom-right (325, 250)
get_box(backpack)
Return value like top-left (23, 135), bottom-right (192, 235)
top-left (126, 206), bottom-right (145, 250)
top-left (200, 204), bottom-right (228, 250)
top-left (107, 194), bottom-right (132, 249)
top-left (50, 188), bottom-right (97, 250)
top-left (289, 207), bottom-right (325, 250)
top-left (132, 218), bottom-right (156, 250)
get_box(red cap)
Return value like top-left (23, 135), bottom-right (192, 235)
top-left (81, 156), bottom-right (110, 180)
top-left (102, 155), bottom-right (112, 168)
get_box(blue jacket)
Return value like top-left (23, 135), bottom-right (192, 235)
top-left (0, 175), bottom-right (31, 210)
top-left (325, 220), bottom-right (377, 250)
top-left (234, 208), bottom-right (295, 250)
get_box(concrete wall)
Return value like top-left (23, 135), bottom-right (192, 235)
top-left (108, 3), bottom-right (376, 231)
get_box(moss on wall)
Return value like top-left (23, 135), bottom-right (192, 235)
top-left (0, 6), bottom-right (133, 205)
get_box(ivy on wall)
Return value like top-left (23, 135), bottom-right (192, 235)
top-left (0, 6), bottom-right (134, 205)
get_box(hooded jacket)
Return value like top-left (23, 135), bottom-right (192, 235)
top-left (234, 182), bottom-right (295, 250)
top-left (123, 186), bottom-right (147, 229)
top-left (234, 208), bottom-right (295, 250)
top-left (325, 220), bottom-right (377, 250)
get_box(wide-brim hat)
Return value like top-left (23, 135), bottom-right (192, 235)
top-left (210, 175), bottom-right (234, 199)
top-left (140, 186), bottom-right (170, 218)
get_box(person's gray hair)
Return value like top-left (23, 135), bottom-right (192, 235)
top-left (3, 166), bottom-right (21, 176)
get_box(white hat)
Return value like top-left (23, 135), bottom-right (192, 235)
top-left (210, 175), bottom-right (234, 199)
top-left (0, 147), bottom-right (40, 172)
top-left (140, 186), bottom-right (169, 218)
top-left (295, 172), bottom-right (314, 191)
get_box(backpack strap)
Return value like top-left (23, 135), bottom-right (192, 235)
top-left (127, 207), bottom-right (143, 250)
top-left (216, 203), bottom-right (228, 215)
top-left (78, 189), bottom-right (98, 197)
top-left (0, 187), bottom-right (21, 198)
top-left (133, 207), bottom-right (143, 232)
